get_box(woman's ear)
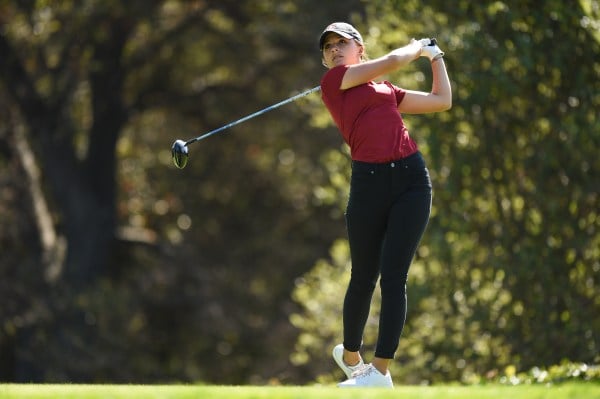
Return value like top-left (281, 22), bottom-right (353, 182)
top-left (358, 45), bottom-right (367, 62)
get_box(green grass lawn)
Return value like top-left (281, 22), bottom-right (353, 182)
top-left (1, 383), bottom-right (598, 399)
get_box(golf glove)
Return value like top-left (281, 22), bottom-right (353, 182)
top-left (419, 38), bottom-right (444, 61)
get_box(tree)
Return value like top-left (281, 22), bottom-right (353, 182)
top-left (0, 0), bottom-right (367, 383)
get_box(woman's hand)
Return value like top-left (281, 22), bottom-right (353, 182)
top-left (418, 38), bottom-right (445, 61)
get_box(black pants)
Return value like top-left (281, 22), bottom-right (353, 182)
top-left (343, 151), bottom-right (432, 359)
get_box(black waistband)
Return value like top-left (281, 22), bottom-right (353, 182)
top-left (352, 151), bottom-right (422, 171)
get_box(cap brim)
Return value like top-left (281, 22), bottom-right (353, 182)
top-left (319, 30), bottom-right (354, 49)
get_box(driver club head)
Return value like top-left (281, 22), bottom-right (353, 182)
top-left (171, 140), bottom-right (189, 169)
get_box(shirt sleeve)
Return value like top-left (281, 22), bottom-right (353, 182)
top-left (320, 65), bottom-right (349, 97)
top-left (392, 83), bottom-right (407, 105)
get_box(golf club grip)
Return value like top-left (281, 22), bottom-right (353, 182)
top-left (186, 86), bottom-right (321, 145)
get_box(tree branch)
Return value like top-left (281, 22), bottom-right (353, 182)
top-left (13, 122), bottom-right (67, 283)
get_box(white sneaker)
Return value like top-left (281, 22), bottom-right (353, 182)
top-left (332, 344), bottom-right (365, 378)
top-left (337, 363), bottom-right (394, 388)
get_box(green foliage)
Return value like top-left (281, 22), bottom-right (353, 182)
top-left (0, 0), bottom-right (364, 383)
top-left (484, 361), bottom-right (600, 385)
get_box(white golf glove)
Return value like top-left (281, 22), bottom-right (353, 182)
top-left (419, 38), bottom-right (444, 61)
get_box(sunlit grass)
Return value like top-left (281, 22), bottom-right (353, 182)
top-left (1, 382), bottom-right (598, 399)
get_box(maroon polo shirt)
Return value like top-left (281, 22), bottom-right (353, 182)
top-left (321, 65), bottom-right (418, 163)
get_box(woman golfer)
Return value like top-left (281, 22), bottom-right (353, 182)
top-left (319, 22), bottom-right (452, 388)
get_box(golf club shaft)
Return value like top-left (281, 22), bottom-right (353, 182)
top-left (185, 86), bottom-right (321, 146)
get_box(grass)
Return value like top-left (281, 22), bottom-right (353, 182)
top-left (1, 382), bottom-right (599, 399)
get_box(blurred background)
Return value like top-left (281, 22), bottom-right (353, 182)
top-left (0, 0), bottom-right (598, 385)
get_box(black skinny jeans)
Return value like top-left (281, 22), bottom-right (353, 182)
top-left (343, 151), bottom-right (432, 359)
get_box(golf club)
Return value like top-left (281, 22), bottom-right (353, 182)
top-left (171, 86), bottom-right (321, 169)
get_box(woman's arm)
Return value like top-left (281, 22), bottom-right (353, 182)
top-left (340, 40), bottom-right (422, 90)
top-left (398, 57), bottom-right (452, 114)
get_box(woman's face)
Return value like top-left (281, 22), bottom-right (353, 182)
top-left (321, 33), bottom-right (363, 68)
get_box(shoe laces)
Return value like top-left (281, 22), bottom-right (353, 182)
top-left (351, 364), bottom-right (376, 378)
